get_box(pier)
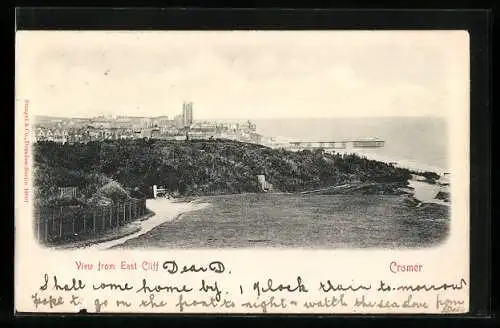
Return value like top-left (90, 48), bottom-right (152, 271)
top-left (270, 139), bottom-right (385, 151)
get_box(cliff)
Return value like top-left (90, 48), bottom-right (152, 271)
top-left (33, 139), bottom-right (414, 199)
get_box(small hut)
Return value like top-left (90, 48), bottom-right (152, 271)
top-left (257, 175), bottom-right (273, 192)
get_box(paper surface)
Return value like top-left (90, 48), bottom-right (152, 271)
top-left (15, 30), bottom-right (470, 314)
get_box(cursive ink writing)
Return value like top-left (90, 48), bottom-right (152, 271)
top-left (175, 294), bottom-right (235, 312)
top-left (354, 294), bottom-right (429, 309)
top-left (303, 294), bottom-right (348, 308)
top-left (436, 294), bottom-right (465, 313)
top-left (199, 280), bottom-right (222, 301)
top-left (116, 300), bottom-right (132, 307)
top-left (31, 293), bottom-right (64, 309)
top-left (69, 295), bottom-right (81, 306)
top-left (319, 280), bottom-right (371, 292)
top-left (39, 274), bottom-right (49, 291)
top-left (403, 294), bottom-right (429, 309)
top-left (94, 298), bottom-right (108, 313)
top-left (139, 294), bottom-right (168, 308)
top-left (52, 275), bottom-right (86, 292)
top-left (175, 294), bottom-right (236, 312)
top-left (136, 278), bottom-right (193, 294)
top-left (378, 280), bottom-right (392, 292)
top-left (354, 295), bottom-right (401, 308)
top-left (241, 296), bottom-right (288, 313)
top-left (253, 276), bottom-right (308, 297)
top-left (378, 278), bottom-right (467, 292)
top-left (162, 260), bottom-right (225, 274)
top-left (92, 282), bottom-right (133, 291)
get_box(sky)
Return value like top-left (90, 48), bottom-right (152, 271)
top-left (16, 30), bottom-right (469, 119)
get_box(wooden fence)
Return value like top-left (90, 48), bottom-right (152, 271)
top-left (34, 197), bottom-right (147, 244)
top-left (58, 187), bottom-right (78, 198)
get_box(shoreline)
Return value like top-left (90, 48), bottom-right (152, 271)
top-left (407, 179), bottom-right (450, 207)
top-left (330, 149), bottom-right (448, 176)
top-left (332, 149), bottom-right (450, 205)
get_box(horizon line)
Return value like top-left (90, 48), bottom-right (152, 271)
top-left (34, 114), bottom-right (448, 120)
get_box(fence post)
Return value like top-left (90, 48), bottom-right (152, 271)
top-left (59, 213), bottom-right (62, 238)
top-left (125, 202), bottom-right (128, 222)
top-left (37, 217), bottom-right (40, 241)
top-left (51, 210), bottom-right (55, 239)
top-left (53, 208), bottom-right (58, 235)
top-left (72, 217), bottom-right (75, 235)
top-left (93, 211), bottom-right (96, 234)
top-left (44, 218), bottom-right (48, 243)
top-left (109, 206), bottom-right (112, 228)
top-left (123, 202), bottom-right (126, 223)
top-left (128, 202), bottom-right (131, 221)
top-left (83, 211), bottom-right (87, 233)
top-left (101, 207), bottom-right (105, 232)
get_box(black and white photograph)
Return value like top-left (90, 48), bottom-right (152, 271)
top-left (25, 31), bottom-right (455, 251)
top-left (15, 27), bottom-right (473, 315)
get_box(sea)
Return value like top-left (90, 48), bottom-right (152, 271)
top-left (254, 116), bottom-right (448, 174)
top-left (110, 116), bottom-right (451, 250)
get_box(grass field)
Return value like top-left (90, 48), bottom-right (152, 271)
top-left (115, 193), bottom-right (449, 249)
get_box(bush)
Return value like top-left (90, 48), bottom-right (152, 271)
top-left (435, 191), bottom-right (450, 202)
top-left (33, 139), bottom-right (420, 197)
top-left (86, 194), bottom-right (113, 207)
top-left (410, 170), bottom-right (440, 184)
top-left (37, 194), bottom-right (87, 207)
top-left (98, 181), bottom-right (131, 202)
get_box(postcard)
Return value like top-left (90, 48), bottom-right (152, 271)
top-left (15, 30), bottom-right (470, 314)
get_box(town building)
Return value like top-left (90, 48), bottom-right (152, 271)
top-left (174, 115), bottom-right (184, 129)
top-left (182, 101), bottom-right (193, 127)
top-left (33, 105), bottom-right (267, 145)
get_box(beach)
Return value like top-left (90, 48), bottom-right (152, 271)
top-left (408, 179), bottom-right (450, 206)
top-left (331, 148), bottom-right (448, 176)
top-left (331, 149), bottom-right (451, 206)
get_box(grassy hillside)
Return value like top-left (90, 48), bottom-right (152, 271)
top-left (33, 139), bottom-right (413, 201)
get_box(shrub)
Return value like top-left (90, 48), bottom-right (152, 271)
top-left (86, 194), bottom-right (113, 207)
top-left (98, 181), bottom-right (131, 202)
top-left (33, 139), bottom-right (424, 197)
